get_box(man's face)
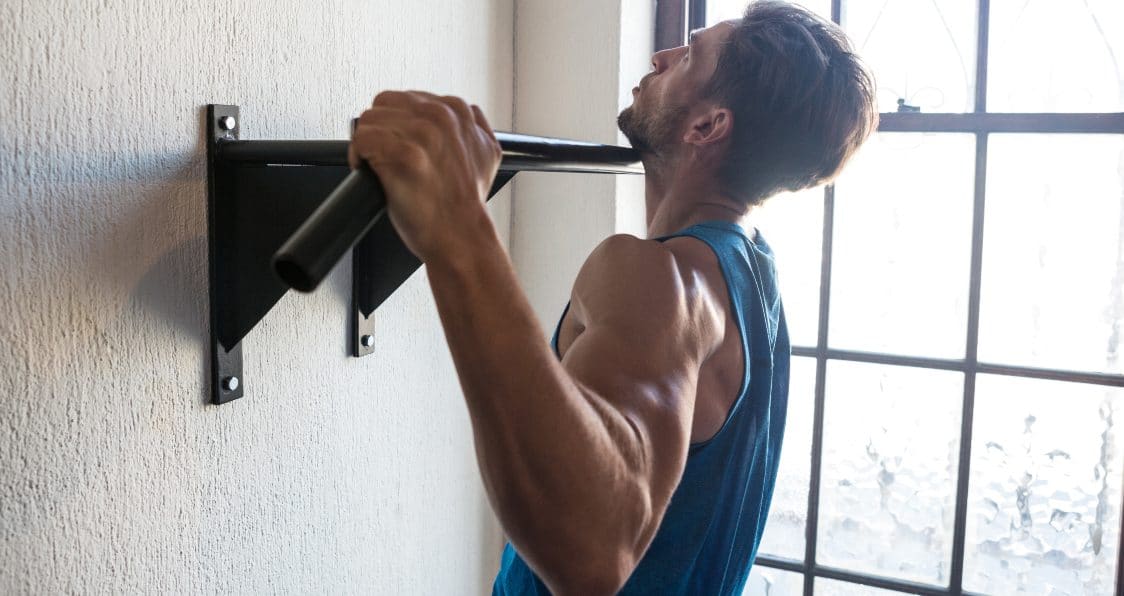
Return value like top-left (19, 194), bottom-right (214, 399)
top-left (618, 20), bottom-right (735, 155)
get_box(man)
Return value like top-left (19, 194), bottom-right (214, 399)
top-left (348, 2), bottom-right (876, 593)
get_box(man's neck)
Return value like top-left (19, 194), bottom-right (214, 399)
top-left (642, 155), bottom-right (749, 239)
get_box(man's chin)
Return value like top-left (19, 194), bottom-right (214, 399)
top-left (617, 109), bottom-right (647, 152)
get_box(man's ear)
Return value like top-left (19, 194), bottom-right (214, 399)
top-left (683, 106), bottom-right (733, 146)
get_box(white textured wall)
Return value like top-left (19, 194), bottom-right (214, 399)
top-left (511, 0), bottom-right (653, 329)
top-left (0, 0), bottom-right (512, 593)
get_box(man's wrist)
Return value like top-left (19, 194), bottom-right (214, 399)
top-left (422, 203), bottom-right (505, 277)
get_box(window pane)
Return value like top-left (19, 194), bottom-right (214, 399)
top-left (841, 0), bottom-right (978, 113)
top-left (816, 361), bottom-right (963, 586)
top-left (830, 133), bottom-right (975, 358)
top-left (756, 188), bottom-right (823, 348)
top-left (964, 375), bottom-right (1124, 595)
top-left (814, 578), bottom-right (904, 595)
top-left (978, 134), bottom-right (1124, 375)
top-left (707, 0), bottom-right (832, 26)
top-left (988, 0), bottom-right (1124, 113)
top-left (758, 356), bottom-right (816, 560)
top-left (742, 566), bottom-right (804, 596)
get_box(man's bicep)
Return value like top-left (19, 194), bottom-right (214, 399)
top-left (561, 322), bottom-right (697, 421)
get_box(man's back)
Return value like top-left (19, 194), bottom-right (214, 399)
top-left (494, 220), bottom-right (791, 594)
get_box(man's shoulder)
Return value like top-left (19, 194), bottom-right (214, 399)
top-left (577, 233), bottom-right (721, 293)
top-left (576, 234), bottom-right (685, 298)
top-left (571, 234), bottom-right (725, 337)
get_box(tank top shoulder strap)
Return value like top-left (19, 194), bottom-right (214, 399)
top-left (657, 221), bottom-right (760, 437)
top-left (657, 220), bottom-right (781, 356)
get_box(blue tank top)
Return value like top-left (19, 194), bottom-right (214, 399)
top-left (492, 220), bottom-right (791, 595)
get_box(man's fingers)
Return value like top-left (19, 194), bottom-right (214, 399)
top-left (439, 95), bottom-right (475, 128)
top-left (371, 90), bottom-right (423, 109)
top-left (470, 104), bottom-right (501, 160)
top-left (356, 91), bottom-right (498, 178)
top-left (357, 105), bottom-right (413, 126)
top-left (350, 123), bottom-right (428, 175)
top-left (470, 104), bottom-right (494, 137)
top-left (357, 110), bottom-right (444, 151)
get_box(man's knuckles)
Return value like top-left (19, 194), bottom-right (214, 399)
top-left (372, 90), bottom-right (418, 107)
top-left (439, 95), bottom-right (474, 123)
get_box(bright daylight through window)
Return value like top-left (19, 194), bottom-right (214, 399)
top-left (676, 0), bottom-right (1124, 594)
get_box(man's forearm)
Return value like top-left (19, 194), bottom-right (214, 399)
top-left (423, 209), bottom-right (649, 592)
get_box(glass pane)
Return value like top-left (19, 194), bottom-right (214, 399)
top-left (964, 375), bottom-right (1124, 595)
top-left (742, 566), bottom-right (804, 596)
top-left (814, 578), bottom-right (904, 595)
top-left (756, 188), bottom-right (824, 348)
top-left (817, 361), bottom-right (963, 586)
top-left (989, 0), bottom-right (1124, 113)
top-left (841, 0), bottom-right (978, 113)
top-left (758, 356), bottom-right (816, 559)
top-left (708, 0), bottom-right (832, 25)
top-left (830, 133), bottom-right (975, 358)
top-left (978, 134), bottom-right (1124, 375)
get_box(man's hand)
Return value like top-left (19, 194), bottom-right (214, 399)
top-left (348, 91), bottom-right (503, 264)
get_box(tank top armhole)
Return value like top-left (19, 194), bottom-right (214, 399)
top-left (654, 227), bottom-right (753, 454)
top-left (550, 301), bottom-right (571, 360)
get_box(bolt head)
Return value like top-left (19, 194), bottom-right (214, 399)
top-left (360, 334), bottom-right (375, 348)
top-left (222, 375), bottom-right (240, 391)
top-left (218, 115), bottom-right (237, 131)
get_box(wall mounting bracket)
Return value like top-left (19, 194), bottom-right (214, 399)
top-left (205, 103), bottom-right (641, 404)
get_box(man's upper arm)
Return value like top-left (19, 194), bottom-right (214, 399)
top-left (559, 233), bottom-right (722, 557)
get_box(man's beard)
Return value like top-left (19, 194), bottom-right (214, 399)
top-left (617, 102), bottom-right (688, 156)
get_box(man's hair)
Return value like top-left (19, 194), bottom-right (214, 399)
top-left (705, 1), bottom-right (878, 205)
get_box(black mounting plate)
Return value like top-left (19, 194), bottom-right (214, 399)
top-left (206, 105), bottom-right (353, 402)
top-left (207, 105), bottom-right (244, 404)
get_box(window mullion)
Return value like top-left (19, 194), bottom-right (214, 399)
top-left (950, 2), bottom-right (991, 591)
top-left (803, 183), bottom-right (835, 596)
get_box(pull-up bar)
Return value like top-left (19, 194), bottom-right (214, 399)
top-left (214, 133), bottom-right (643, 293)
top-left (205, 104), bottom-right (642, 404)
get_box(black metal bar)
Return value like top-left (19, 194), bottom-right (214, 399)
top-left (215, 140), bottom-right (346, 165)
top-left (273, 165), bottom-right (386, 292)
top-left (655, 0), bottom-right (687, 51)
top-left (218, 134), bottom-right (644, 174)
top-left (878, 112), bottom-right (1124, 134)
top-left (261, 133), bottom-right (641, 293)
top-left (831, 0), bottom-right (841, 24)
top-left (803, 184), bottom-right (834, 596)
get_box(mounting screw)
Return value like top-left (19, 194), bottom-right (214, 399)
top-left (218, 115), bottom-right (237, 131)
top-left (221, 375), bottom-right (240, 392)
top-left (360, 334), bottom-right (375, 348)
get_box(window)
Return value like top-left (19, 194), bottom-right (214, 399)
top-left (656, 1), bottom-right (1124, 593)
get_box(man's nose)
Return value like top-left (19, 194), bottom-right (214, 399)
top-left (650, 47), bottom-right (677, 74)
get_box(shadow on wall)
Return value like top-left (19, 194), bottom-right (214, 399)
top-left (5, 105), bottom-right (216, 403)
